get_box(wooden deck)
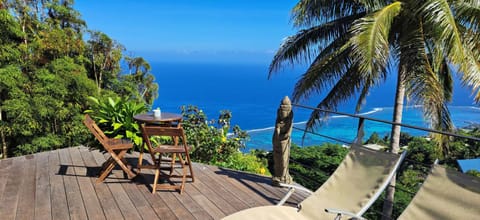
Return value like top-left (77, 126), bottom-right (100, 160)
top-left (0, 146), bottom-right (307, 220)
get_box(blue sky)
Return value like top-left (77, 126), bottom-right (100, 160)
top-left (74, 1), bottom-right (298, 63)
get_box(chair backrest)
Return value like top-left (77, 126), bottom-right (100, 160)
top-left (83, 114), bottom-right (110, 148)
top-left (140, 124), bottom-right (189, 153)
top-left (299, 144), bottom-right (406, 219)
top-left (397, 164), bottom-right (480, 220)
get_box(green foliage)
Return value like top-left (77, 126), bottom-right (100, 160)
top-left (404, 137), bottom-right (441, 169)
top-left (0, 2), bottom-right (156, 158)
top-left (286, 143), bottom-right (348, 190)
top-left (85, 96), bottom-right (147, 148)
top-left (442, 128), bottom-right (480, 164)
top-left (213, 151), bottom-right (271, 176)
top-left (466, 169), bottom-right (480, 177)
top-left (15, 134), bottom-right (64, 156)
top-left (365, 132), bottom-right (387, 145)
top-left (180, 105), bottom-right (267, 174)
top-left (181, 105), bottom-right (249, 163)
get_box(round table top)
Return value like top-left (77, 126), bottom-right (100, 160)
top-left (133, 112), bottom-right (182, 123)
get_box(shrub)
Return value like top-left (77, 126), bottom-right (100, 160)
top-left (214, 151), bottom-right (271, 175)
top-left (180, 105), bottom-right (268, 175)
top-left (282, 143), bottom-right (348, 190)
top-left (181, 105), bottom-right (248, 163)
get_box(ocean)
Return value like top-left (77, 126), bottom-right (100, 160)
top-left (151, 62), bottom-right (480, 151)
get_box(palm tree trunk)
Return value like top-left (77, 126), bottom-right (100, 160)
top-left (381, 68), bottom-right (406, 220)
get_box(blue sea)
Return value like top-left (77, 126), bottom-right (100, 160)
top-left (151, 62), bottom-right (480, 152)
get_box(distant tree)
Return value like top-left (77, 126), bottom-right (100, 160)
top-left (85, 31), bottom-right (124, 92)
top-left (125, 56), bottom-right (158, 105)
top-left (0, 8), bottom-right (24, 158)
top-left (45, 0), bottom-right (86, 32)
top-left (365, 132), bottom-right (387, 145)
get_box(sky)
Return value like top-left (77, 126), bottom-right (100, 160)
top-left (74, 1), bottom-right (298, 63)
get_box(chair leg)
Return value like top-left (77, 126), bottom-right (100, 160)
top-left (169, 153), bottom-right (176, 177)
top-left (112, 150), bottom-right (136, 179)
top-left (152, 167), bottom-right (160, 193)
top-left (137, 150), bottom-right (144, 172)
top-left (99, 157), bottom-right (115, 174)
top-left (97, 157), bottom-right (116, 183)
top-left (185, 153), bottom-right (194, 182)
top-left (179, 158), bottom-right (187, 194)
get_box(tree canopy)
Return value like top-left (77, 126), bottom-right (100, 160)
top-left (0, 0), bottom-right (158, 157)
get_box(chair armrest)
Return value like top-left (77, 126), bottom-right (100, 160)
top-left (325, 208), bottom-right (367, 220)
top-left (276, 183), bottom-right (314, 206)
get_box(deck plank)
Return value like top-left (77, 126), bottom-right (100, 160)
top-left (159, 191), bottom-right (196, 220)
top-left (0, 158), bottom-right (13, 207)
top-left (201, 164), bottom-right (274, 207)
top-left (69, 147), bottom-right (106, 220)
top-left (15, 154), bottom-right (37, 220)
top-left (134, 173), bottom-right (179, 220)
top-left (182, 178), bottom-right (225, 219)
top-left (58, 148), bottom-right (88, 220)
top-left (34, 152), bottom-right (52, 220)
top-left (91, 150), bottom-right (142, 220)
top-left (188, 163), bottom-right (246, 216)
top-left (108, 154), bottom-right (160, 220)
top-left (49, 150), bottom-right (70, 220)
top-left (79, 147), bottom-right (125, 220)
top-left (0, 156), bottom-right (25, 219)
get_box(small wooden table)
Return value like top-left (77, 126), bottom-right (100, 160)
top-left (134, 112), bottom-right (183, 170)
top-left (133, 112), bottom-right (182, 125)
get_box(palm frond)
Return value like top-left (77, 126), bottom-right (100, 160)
top-left (291, 0), bottom-right (362, 27)
top-left (356, 0), bottom-right (391, 12)
top-left (303, 65), bottom-right (364, 132)
top-left (350, 2), bottom-right (402, 78)
top-left (422, 0), bottom-right (480, 101)
top-left (402, 51), bottom-right (454, 132)
top-left (454, 0), bottom-right (480, 31)
top-left (355, 77), bottom-right (373, 113)
top-left (291, 38), bottom-right (353, 102)
top-left (269, 13), bottom-right (364, 75)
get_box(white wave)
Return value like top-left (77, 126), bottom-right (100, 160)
top-left (469, 106), bottom-right (480, 111)
top-left (246, 107), bottom-right (384, 133)
top-left (246, 126), bottom-right (276, 133)
top-left (358, 107), bottom-right (383, 116)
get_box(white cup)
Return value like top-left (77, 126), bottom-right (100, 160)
top-left (153, 108), bottom-right (161, 118)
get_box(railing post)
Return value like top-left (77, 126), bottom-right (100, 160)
top-left (272, 96), bottom-right (293, 186)
top-left (354, 118), bottom-right (365, 145)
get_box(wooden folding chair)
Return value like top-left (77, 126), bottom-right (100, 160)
top-left (83, 114), bottom-right (136, 183)
top-left (140, 124), bottom-right (194, 194)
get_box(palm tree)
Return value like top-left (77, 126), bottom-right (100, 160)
top-left (269, 0), bottom-right (480, 219)
top-left (125, 56), bottom-right (158, 105)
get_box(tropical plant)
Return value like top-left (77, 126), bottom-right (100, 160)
top-left (181, 105), bottom-right (249, 163)
top-left (85, 96), bottom-right (147, 148)
top-left (270, 1), bottom-right (480, 218)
